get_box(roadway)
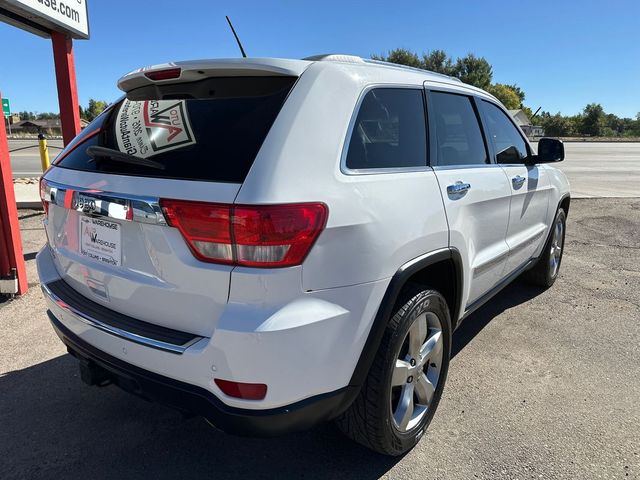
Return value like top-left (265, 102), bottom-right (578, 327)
top-left (6, 139), bottom-right (640, 198)
top-left (536, 142), bottom-right (640, 198)
top-left (7, 138), bottom-right (64, 177)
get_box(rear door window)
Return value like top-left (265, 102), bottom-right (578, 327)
top-left (54, 76), bottom-right (297, 183)
top-left (345, 88), bottom-right (427, 170)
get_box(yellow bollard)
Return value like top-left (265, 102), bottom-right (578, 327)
top-left (38, 133), bottom-right (50, 172)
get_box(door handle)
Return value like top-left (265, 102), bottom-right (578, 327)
top-left (512, 175), bottom-right (526, 188)
top-left (447, 181), bottom-right (471, 195)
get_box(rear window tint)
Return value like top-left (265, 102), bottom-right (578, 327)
top-left (55, 76), bottom-right (297, 183)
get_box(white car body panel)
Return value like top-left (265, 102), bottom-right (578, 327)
top-left (41, 167), bottom-right (240, 336)
top-left (500, 164), bottom-right (551, 275)
top-left (38, 55), bottom-right (571, 416)
top-left (432, 165), bottom-right (512, 306)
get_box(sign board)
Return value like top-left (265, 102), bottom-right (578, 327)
top-left (0, 0), bottom-right (89, 39)
top-left (2, 98), bottom-right (10, 117)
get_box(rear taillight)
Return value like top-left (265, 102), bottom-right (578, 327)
top-left (160, 200), bottom-right (328, 268)
top-left (161, 200), bottom-right (233, 264)
top-left (39, 177), bottom-right (49, 216)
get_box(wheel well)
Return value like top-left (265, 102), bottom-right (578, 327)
top-left (396, 259), bottom-right (460, 327)
top-left (560, 195), bottom-right (570, 216)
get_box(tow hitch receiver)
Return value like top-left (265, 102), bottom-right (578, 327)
top-left (78, 357), bottom-right (113, 387)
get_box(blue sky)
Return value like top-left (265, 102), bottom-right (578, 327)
top-left (0, 0), bottom-right (638, 117)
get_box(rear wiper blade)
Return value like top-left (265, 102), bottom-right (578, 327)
top-left (86, 146), bottom-right (165, 170)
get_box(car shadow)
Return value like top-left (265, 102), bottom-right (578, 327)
top-left (451, 278), bottom-right (545, 358)
top-left (0, 280), bottom-right (543, 479)
top-left (0, 356), bottom-right (399, 479)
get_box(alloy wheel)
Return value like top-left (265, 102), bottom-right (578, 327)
top-left (390, 311), bottom-right (444, 432)
top-left (549, 216), bottom-right (564, 278)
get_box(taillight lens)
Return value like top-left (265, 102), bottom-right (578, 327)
top-left (161, 200), bottom-right (233, 264)
top-left (39, 177), bottom-right (49, 215)
top-left (160, 200), bottom-right (328, 268)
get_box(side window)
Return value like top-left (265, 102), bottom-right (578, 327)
top-left (345, 88), bottom-right (427, 170)
top-left (480, 101), bottom-right (529, 164)
top-left (430, 91), bottom-right (488, 166)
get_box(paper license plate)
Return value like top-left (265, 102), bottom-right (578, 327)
top-left (79, 216), bottom-right (122, 267)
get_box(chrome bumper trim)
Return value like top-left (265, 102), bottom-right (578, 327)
top-left (41, 282), bottom-right (202, 354)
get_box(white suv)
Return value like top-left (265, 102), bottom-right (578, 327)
top-left (37, 55), bottom-right (569, 455)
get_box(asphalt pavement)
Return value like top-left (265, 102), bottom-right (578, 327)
top-left (1, 198), bottom-right (638, 479)
top-left (549, 142), bottom-right (640, 197)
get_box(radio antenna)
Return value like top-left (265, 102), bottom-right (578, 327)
top-left (226, 16), bottom-right (247, 58)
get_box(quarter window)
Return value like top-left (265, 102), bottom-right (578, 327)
top-left (430, 91), bottom-right (488, 166)
top-left (345, 88), bottom-right (427, 170)
top-left (480, 101), bottom-right (529, 164)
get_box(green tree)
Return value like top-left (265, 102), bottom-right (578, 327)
top-left (422, 49), bottom-right (454, 75)
top-left (373, 49), bottom-right (494, 90)
top-left (632, 113), bottom-right (640, 136)
top-left (539, 113), bottom-right (575, 136)
top-left (453, 54), bottom-right (493, 89)
top-left (604, 113), bottom-right (625, 136)
top-left (579, 103), bottom-right (605, 136)
top-left (486, 83), bottom-right (521, 109)
top-left (36, 112), bottom-right (59, 120)
top-left (85, 99), bottom-right (108, 122)
top-left (505, 84), bottom-right (525, 107)
top-left (372, 48), bottom-right (422, 68)
top-left (17, 110), bottom-right (35, 121)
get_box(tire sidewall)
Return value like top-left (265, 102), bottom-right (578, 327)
top-left (546, 208), bottom-right (567, 285)
top-left (382, 290), bottom-right (452, 454)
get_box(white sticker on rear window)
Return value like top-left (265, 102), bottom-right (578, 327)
top-left (115, 99), bottom-right (195, 158)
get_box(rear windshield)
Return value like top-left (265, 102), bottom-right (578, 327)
top-left (54, 76), bottom-right (297, 183)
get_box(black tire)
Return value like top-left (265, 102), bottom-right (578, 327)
top-left (525, 208), bottom-right (566, 288)
top-left (336, 286), bottom-right (452, 456)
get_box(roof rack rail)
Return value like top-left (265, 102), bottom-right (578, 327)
top-left (363, 58), bottom-right (462, 82)
top-left (302, 54), bottom-right (365, 64)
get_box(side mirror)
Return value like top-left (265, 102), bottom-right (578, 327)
top-left (534, 138), bottom-right (564, 163)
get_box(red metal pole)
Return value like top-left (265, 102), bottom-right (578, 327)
top-left (51, 31), bottom-right (81, 146)
top-left (0, 91), bottom-right (28, 295)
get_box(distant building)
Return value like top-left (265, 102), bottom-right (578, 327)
top-left (9, 113), bottom-right (21, 124)
top-left (11, 119), bottom-right (62, 135)
top-left (508, 109), bottom-right (545, 137)
top-left (10, 118), bottom-right (89, 135)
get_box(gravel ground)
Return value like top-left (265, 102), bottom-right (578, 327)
top-left (0, 199), bottom-right (638, 479)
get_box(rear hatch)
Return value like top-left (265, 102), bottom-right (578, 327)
top-left (41, 64), bottom-right (301, 337)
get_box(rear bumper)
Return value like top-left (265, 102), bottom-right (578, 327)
top-left (37, 244), bottom-right (390, 411)
top-left (49, 310), bottom-right (356, 436)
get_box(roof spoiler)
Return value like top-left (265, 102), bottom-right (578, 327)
top-left (117, 58), bottom-right (310, 92)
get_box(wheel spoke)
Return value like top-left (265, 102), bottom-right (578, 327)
top-left (391, 359), bottom-right (411, 386)
top-left (393, 383), bottom-right (415, 431)
top-left (414, 373), bottom-right (435, 405)
top-left (420, 330), bottom-right (442, 364)
top-left (409, 314), bottom-right (427, 358)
